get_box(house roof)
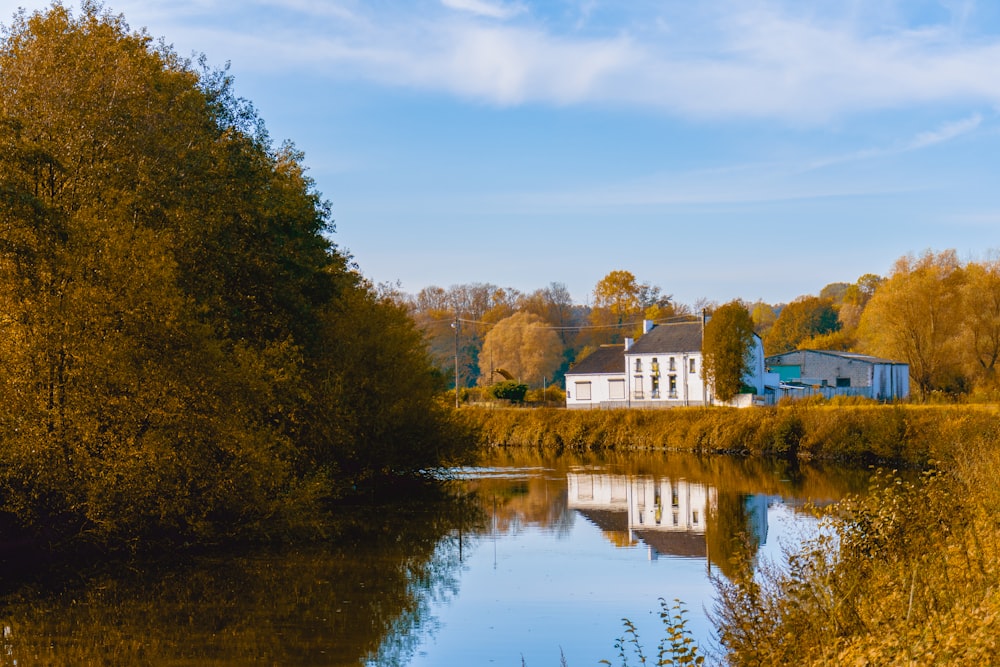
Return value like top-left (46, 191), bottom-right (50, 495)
top-left (566, 344), bottom-right (625, 376)
top-left (627, 321), bottom-right (702, 355)
top-left (766, 349), bottom-right (906, 366)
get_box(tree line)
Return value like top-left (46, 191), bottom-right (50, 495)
top-left (0, 4), bottom-right (466, 548)
top-left (405, 251), bottom-right (1000, 402)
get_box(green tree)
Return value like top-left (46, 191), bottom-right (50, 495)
top-left (702, 300), bottom-right (756, 403)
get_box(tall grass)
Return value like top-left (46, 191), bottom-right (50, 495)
top-left (466, 404), bottom-right (1000, 466)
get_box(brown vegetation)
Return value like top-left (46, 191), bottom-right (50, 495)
top-left (465, 404), bottom-right (1000, 466)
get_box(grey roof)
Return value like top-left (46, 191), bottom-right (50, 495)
top-left (627, 321), bottom-right (702, 355)
top-left (766, 349), bottom-right (906, 366)
top-left (566, 345), bottom-right (625, 376)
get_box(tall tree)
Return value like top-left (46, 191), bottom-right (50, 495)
top-left (959, 259), bottom-right (1000, 388)
top-left (702, 300), bottom-right (756, 403)
top-left (0, 4), bottom-right (462, 545)
top-left (858, 250), bottom-right (966, 398)
top-left (589, 270), bottom-right (670, 342)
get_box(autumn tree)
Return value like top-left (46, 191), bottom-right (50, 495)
top-left (764, 296), bottom-right (840, 355)
top-left (0, 4), bottom-right (464, 546)
top-left (750, 301), bottom-right (778, 338)
top-left (959, 259), bottom-right (1000, 388)
top-left (702, 300), bottom-right (756, 402)
top-left (478, 312), bottom-right (562, 387)
top-left (858, 250), bottom-right (966, 398)
top-left (838, 273), bottom-right (883, 330)
top-left (589, 270), bottom-right (672, 342)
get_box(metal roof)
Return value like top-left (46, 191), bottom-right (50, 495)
top-left (765, 349), bottom-right (907, 366)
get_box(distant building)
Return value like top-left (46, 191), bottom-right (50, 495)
top-left (565, 319), bottom-right (766, 409)
top-left (765, 349), bottom-right (909, 401)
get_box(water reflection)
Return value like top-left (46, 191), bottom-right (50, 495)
top-left (0, 483), bottom-right (482, 667)
top-left (0, 452), bottom-right (871, 666)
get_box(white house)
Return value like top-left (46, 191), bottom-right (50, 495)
top-left (564, 344), bottom-right (628, 409)
top-left (565, 319), bottom-right (767, 408)
top-left (765, 349), bottom-right (909, 401)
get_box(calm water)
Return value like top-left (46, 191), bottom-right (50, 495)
top-left (0, 450), bottom-right (870, 666)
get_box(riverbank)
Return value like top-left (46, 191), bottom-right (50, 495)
top-left (465, 403), bottom-right (1000, 466)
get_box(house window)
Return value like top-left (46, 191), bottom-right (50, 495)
top-left (608, 378), bottom-right (625, 400)
top-left (634, 358), bottom-right (642, 373)
top-left (689, 358), bottom-right (696, 374)
top-left (836, 377), bottom-right (851, 388)
top-left (668, 374), bottom-right (677, 398)
top-left (669, 357), bottom-right (676, 371)
top-left (633, 383), bottom-right (644, 400)
top-left (651, 358), bottom-right (660, 375)
top-left (651, 375), bottom-right (660, 399)
top-left (575, 381), bottom-right (592, 401)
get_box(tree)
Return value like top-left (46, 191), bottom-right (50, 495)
top-left (838, 273), bottom-right (883, 330)
top-left (750, 301), bottom-right (778, 338)
top-left (765, 296), bottom-right (840, 355)
top-left (0, 4), bottom-right (465, 545)
top-left (478, 312), bottom-right (562, 386)
top-left (702, 300), bottom-right (756, 403)
top-left (959, 259), bottom-right (1000, 388)
top-left (589, 270), bottom-right (671, 341)
top-left (857, 250), bottom-right (966, 398)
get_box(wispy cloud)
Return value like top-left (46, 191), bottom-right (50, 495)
top-left (441, 0), bottom-right (525, 21)
top-left (807, 113), bottom-right (983, 169)
top-left (908, 113), bottom-right (982, 149)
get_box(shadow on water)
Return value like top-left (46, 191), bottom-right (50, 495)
top-left (0, 478), bottom-right (486, 667)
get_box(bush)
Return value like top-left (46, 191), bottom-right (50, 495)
top-left (488, 381), bottom-right (529, 403)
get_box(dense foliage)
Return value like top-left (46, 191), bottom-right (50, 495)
top-left (0, 4), bottom-right (466, 548)
top-left (701, 300), bottom-right (755, 402)
top-left (713, 435), bottom-right (1000, 665)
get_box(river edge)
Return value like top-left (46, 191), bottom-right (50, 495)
top-left (463, 403), bottom-right (1000, 466)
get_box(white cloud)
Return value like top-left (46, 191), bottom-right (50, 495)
top-left (7, 0), bottom-right (1000, 123)
top-left (440, 0), bottom-right (525, 20)
top-left (908, 113), bottom-right (982, 149)
top-left (807, 113), bottom-right (984, 169)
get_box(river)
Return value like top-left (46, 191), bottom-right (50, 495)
top-left (0, 449), bottom-right (871, 666)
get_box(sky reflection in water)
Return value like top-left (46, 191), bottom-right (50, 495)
top-left (400, 455), bottom-right (864, 667)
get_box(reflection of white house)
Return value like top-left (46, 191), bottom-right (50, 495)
top-left (567, 473), bottom-right (717, 558)
top-left (565, 319), bottom-right (767, 409)
top-left (765, 350), bottom-right (910, 401)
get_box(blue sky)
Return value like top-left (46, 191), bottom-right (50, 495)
top-left (4, 1), bottom-right (1000, 307)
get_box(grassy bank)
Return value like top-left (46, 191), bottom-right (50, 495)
top-left (465, 403), bottom-right (1000, 466)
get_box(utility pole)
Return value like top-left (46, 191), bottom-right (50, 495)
top-left (452, 317), bottom-right (460, 408)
